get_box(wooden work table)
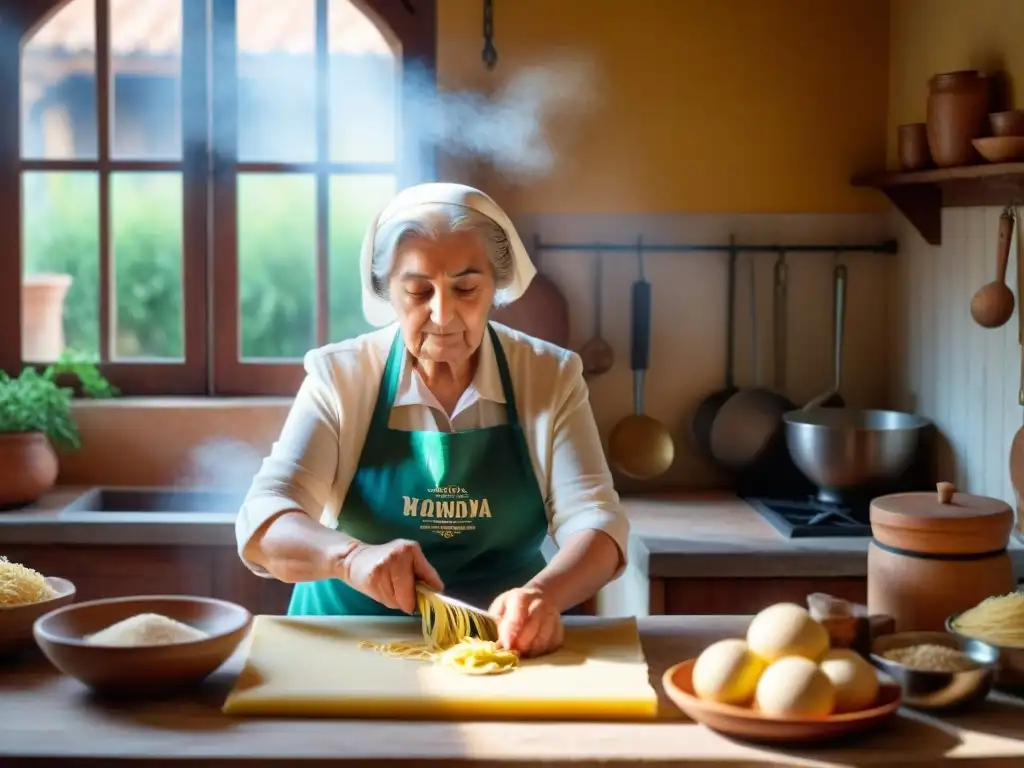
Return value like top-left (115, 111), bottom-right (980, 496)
top-left (3, 615), bottom-right (1024, 766)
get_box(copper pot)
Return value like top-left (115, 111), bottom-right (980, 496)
top-left (926, 70), bottom-right (990, 167)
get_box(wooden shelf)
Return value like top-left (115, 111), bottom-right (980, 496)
top-left (852, 162), bottom-right (1024, 245)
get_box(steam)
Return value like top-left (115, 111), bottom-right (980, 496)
top-left (407, 57), bottom-right (600, 182)
top-left (175, 437), bottom-right (264, 494)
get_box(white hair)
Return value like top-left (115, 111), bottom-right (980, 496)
top-left (370, 203), bottom-right (515, 304)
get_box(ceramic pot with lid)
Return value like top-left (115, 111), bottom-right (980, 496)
top-left (867, 481), bottom-right (1015, 633)
top-left (926, 70), bottom-right (990, 167)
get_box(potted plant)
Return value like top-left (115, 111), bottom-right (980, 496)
top-left (0, 351), bottom-right (117, 508)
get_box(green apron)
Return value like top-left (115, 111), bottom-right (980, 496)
top-left (288, 325), bottom-right (549, 616)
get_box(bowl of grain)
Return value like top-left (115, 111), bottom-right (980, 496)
top-left (0, 556), bottom-right (77, 655)
top-left (870, 631), bottom-right (997, 710)
top-left (33, 594), bottom-right (252, 694)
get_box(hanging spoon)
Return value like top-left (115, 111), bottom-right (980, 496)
top-left (580, 249), bottom-right (615, 379)
top-left (971, 206), bottom-right (1016, 329)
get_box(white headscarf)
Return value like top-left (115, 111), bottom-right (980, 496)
top-left (359, 182), bottom-right (537, 327)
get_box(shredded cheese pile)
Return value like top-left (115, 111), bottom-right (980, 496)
top-left (0, 556), bottom-right (56, 607)
top-left (359, 586), bottom-right (519, 676)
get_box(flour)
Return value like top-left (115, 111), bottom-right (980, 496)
top-left (86, 612), bottom-right (209, 647)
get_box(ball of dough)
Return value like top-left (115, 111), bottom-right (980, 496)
top-left (746, 603), bottom-right (830, 663)
top-left (818, 649), bottom-right (880, 713)
top-left (692, 639), bottom-right (766, 705)
top-left (755, 656), bottom-right (836, 718)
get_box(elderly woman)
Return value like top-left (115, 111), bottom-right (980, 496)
top-left (236, 182), bottom-right (628, 657)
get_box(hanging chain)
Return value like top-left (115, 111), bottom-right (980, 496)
top-left (482, 0), bottom-right (497, 70)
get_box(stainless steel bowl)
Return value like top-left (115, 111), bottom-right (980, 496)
top-left (871, 631), bottom-right (997, 710)
top-left (947, 612), bottom-right (1024, 690)
top-left (783, 408), bottom-right (930, 502)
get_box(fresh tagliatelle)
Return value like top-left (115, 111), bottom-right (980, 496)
top-left (951, 592), bottom-right (1024, 647)
top-left (359, 585), bottom-right (520, 676)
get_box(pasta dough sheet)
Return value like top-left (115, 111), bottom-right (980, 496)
top-left (222, 615), bottom-right (659, 720)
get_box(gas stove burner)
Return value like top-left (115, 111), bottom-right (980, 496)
top-left (744, 495), bottom-right (872, 538)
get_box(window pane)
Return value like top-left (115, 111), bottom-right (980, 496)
top-left (329, 174), bottom-right (396, 341)
top-left (238, 174), bottom-right (316, 359)
top-left (110, 0), bottom-right (183, 160)
top-left (21, 172), bottom-right (99, 362)
top-left (237, 0), bottom-right (316, 163)
top-left (111, 173), bottom-right (184, 359)
top-left (21, 0), bottom-right (98, 160)
top-left (329, 0), bottom-right (396, 163)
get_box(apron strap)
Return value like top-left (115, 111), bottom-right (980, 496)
top-left (370, 329), bottom-right (406, 432)
top-left (369, 324), bottom-right (523, 431)
top-left (487, 324), bottom-right (522, 427)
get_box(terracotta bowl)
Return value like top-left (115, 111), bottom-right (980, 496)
top-left (0, 577), bottom-right (76, 656)
top-left (990, 110), bottom-right (1024, 137)
top-left (662, 658), bottom-right (902, 744)
top-left (33, 594), bottom-right (252, 695)
top-left (973, 136), bottom-right (1024, 164)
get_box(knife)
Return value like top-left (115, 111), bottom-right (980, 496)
top-left (414, 582), bottom-right (501, 638)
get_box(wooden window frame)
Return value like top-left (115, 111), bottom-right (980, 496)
top-left (0, 0), bottom-right (436, 397)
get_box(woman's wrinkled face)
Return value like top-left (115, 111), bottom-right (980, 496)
top-left (389, 231), bottom-right (496, 365)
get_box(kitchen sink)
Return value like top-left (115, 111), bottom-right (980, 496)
top-left (62, 487), bottom-right (246, 514)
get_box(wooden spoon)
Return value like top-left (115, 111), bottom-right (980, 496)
top-left (579, 250), bottom-right (614, 379)
top-left (971, 207), bottom-right (1016, 329)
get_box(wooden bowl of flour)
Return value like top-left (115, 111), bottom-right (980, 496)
top-left (33, 595), bottom-right (251, 695)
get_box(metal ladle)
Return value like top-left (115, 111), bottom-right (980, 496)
top-left (608, 240), bottom-right (675, 480)
top-left (580, 250), bottom-right (614, 379)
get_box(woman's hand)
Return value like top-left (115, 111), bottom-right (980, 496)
top-left (489, 586), bottom-right (564, 658)
top-left (339, 539), bottom-right (444, 614)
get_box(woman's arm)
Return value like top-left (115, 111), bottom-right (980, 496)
top-left (237, 349), bottom-right (355, 581)
top-left (527, 353), bottom-right (630, 613)
top-left (243, 510), bottom-right (359, 583)
top-left (526, 529), bottom-right (619, 613)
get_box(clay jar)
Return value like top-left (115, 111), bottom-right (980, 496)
top-left (926, 70), bottom-right (990, 167)
top-left (867, 481), bottom-right (1015, 633)
top-left (0, 432), bottom-right (59, 507)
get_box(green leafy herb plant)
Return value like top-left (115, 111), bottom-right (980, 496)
top-left (0, 350), bottom-right (118, 452)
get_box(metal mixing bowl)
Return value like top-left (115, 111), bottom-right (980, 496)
top-left (871, 631), bottom-right (998, 710)
top-left (782, 408), bottom-right (930, 502)
top-left (947, 612), bottom-right (1024, 691)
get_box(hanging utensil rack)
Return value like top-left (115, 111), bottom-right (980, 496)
top-left (532, 235), bottom-right (899, 255)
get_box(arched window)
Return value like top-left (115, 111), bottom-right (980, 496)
top-left (0, 0), bottom-right (436, 395)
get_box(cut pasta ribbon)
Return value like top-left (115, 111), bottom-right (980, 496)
top-left (359, 585), bottom-right (520, 675)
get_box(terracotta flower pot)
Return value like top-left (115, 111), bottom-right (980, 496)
top-left (0, 432), bottom-right (59, 508)
top-left (21, 273), bottom-right (73, 362)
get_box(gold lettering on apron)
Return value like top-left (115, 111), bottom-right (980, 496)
top-left (438, 501), bottom-right (455, 518)
top-left (469, 499), bottom-right (479, 518)
top-left (421, 499), bottom-right (435, 518)
top-left (478, 498), bottom-right (492, 518)
top-left (456, 500), bottom-right (468, 518)
top-left (402, 496), bottom-right (419, 517)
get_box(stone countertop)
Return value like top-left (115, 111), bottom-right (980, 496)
top-left (4, 488), bottom-right (1024, 581)
top-left (622, 493), bottom-right (1024, 580)
top-left (0, 487), bottom-right (240, 547)
top-left (3, 614), bottom-right (1024, 766)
